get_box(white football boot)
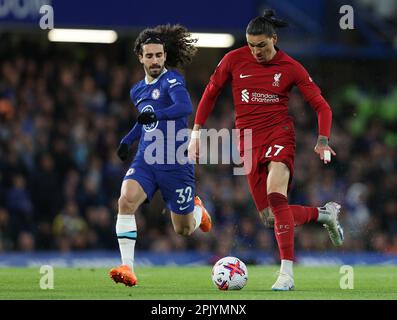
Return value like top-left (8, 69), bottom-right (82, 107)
top-left (271, 273), bottom-right (295, 291)
top-left (319, 202), bottom-right (344, 246)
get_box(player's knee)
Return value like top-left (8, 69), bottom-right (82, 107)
top-left (259, 208), bottom-right (275, 228)
top-left (266, 162), bottom-right (290, 194)
top-left (174, 224), bottom-right (194, 236)
top-left (118, 194), bottom-right (139, 214)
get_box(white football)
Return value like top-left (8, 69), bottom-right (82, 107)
top-left (211, 256), bottom-right (248, 290)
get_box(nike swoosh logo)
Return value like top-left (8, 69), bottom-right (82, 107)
top-left (276, 231), bottom-right (289, 235)
top-left (179, 204), bottom-right (190, 211)
top-left (240, 74), bottom-right (252, 78)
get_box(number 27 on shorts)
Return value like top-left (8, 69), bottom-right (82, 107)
top-left (265, 145), bottom-right (284, 158)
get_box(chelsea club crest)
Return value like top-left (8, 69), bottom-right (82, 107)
top-left (141, 105), bottom-right (159, 132)
top-left (151, 89), bottom-right (160, 100)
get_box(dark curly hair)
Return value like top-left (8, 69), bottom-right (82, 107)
top-left (246, 9), bottom-right (288, 37)
top-left (133, 24), bottom-right (197, 68)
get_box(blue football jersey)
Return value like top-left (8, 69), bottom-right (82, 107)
top-left (130, 69), bottom-right (193, 169)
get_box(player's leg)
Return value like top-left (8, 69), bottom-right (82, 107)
top-left (117, 179), bottom-right (147, 266)
top-left (258, 207), bottom-right (274, 227)
top-left (244, 147), bottom-right (271, 226)
top-left (157, 164), bottom-right (211, 236)
top-left (170, 211), bottom-right (196, 236)
top-left (266, 161), bottom-right (295, 291)
top-left (261, 205), bottom-right (343, 246)
top-left (261, 206), bottom-right (321, 226)
top-left (245, 143), bottom-right (313, 228)
top-left (110, 163), bottom-right (157, 287)
top-left (243, 146), bottom-right (294, 289)
top-left (170, 196), bottom-right (212, 236)
top-left (109, 179), bottom-right (147, 286)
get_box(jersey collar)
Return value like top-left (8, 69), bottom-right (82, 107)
top-left (145, 67), bottom-right (168, 85)
top-left (263, 46), bottom-right (283, 65)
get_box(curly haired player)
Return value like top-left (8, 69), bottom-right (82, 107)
top-left (109, 24), bottom-right (211, 287)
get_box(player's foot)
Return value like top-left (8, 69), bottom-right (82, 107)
top-left (109, 265), bottom-right (137, 287)
top-left (195, 196), bottom-right (212, 232)
top-left (271, 272), bottom-right (295, 291)
top-left (319, 202), bottom-right (344, 247)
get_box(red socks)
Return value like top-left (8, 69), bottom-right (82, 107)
top-left (290, 205), bottom-right (319, 226)
top-left (268, 192), bottom-right (294, 261)
top-left (267, 193), bottom-right (319, 261)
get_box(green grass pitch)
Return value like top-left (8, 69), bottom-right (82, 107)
top-left (0, 266), bottom-right (396, 300)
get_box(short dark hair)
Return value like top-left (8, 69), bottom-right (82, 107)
top-left (246, 9), bottom-right (288, 37)
top-left (134, 24), bottom-right (197, 68)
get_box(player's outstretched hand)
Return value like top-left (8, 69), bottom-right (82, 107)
top-left (314, 135), bottom-right (336, 164)
top-left (137, 111), bottom-right (157, 124)
top-left (117, 143), bottom-right (130, 162)
top-left (188, 130), bottom-right (201, 163)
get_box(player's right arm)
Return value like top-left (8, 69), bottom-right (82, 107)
top-left (188, 53), bottom-right (232, 161)
top-left (117, 122), bottom-right (143, 162)
top-left (121, 122), bottom-right (143, 145)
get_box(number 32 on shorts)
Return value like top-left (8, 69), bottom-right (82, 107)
top-left (175, 186), bottom-right (193, 204)
top-left (265, 145), bottom-right (284, 158)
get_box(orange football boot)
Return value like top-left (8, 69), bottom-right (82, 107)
top-left (194, 196), bottom-right (212, 232)
top-left (109, 265), bottom-right (137, 287)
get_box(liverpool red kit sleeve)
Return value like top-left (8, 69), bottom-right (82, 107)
top-left (307, 95), bottom-right (332, 138)
top-left (293, 62), bottom-right (332, 138)
top-left (194, 54), bottom-right (232, 126)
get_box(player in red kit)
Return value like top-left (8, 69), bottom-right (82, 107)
top-left (188, 10), bottom-right (344, 291)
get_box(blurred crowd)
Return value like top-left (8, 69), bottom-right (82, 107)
top-left (358, 0), bottom-right (397, 25)
top-left (0, 35), bottom-right (397, 259)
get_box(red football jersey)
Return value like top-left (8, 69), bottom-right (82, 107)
top-left (195, 46), bottom-right (331, 150)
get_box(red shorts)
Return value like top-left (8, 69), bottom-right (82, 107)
top-left (240, 120), bottom-right (296, 211)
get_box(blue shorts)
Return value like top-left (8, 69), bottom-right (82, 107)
top-left (123, 159), bottom-right (195, 215)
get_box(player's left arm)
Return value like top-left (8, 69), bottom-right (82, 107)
top-left (137, 82), bottom-right (192, 124)
top-left (156, 85), bottom-right (193, 120)
top-left (293, 62), bottom-right (336, 164)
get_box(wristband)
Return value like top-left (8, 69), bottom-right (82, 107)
top-left (191, 130), bottom-right (201, 139)
top-left (324, 150), bottom-right (331, 161)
